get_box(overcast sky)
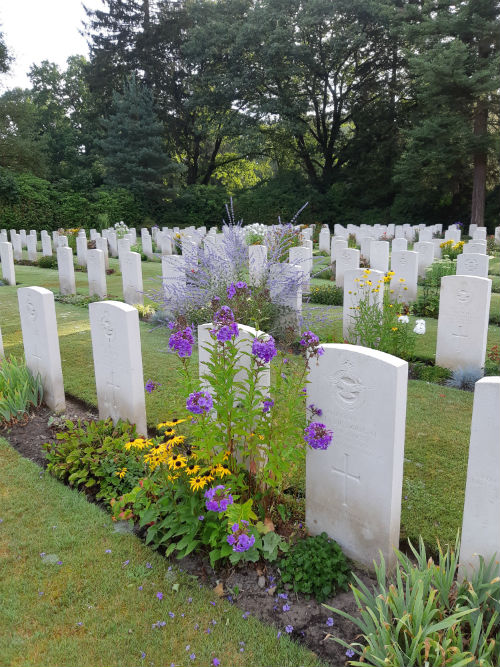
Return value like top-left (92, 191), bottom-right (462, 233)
top-left (1, 0), bottom-right (104, 90)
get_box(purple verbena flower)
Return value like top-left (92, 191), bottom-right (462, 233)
top-left (304, 422), bottom-right (333, 450)
top-left (216, 323), bottom-right (239, 343)
top-left (252, 336), bottom-right (277, 364)
top-left (186, 390), bottom-right (213, 415)
top-left (262, 399), bottom-right (274, 414)
top-left (169, 327), bottom-right (195, 358)
top-left (205, 485), bottom-right (234, 513)
top-left (145, 379), bottom-right (161, 394)
top-left (227, 520), bottom-right (255, 553)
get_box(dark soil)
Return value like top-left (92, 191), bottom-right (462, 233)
top-left (4, 401), bottom-right (372, 667)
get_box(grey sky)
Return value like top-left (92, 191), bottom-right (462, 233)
top-left (1, 0), bottom-right (104, 90)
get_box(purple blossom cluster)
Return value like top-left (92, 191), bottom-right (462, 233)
top-left (227, 520), bottom-right (255, 553)
top-left (145, 379), bottom-right (161, 394)
top-left (300, 330), bottom-right (324, 360)
top-left (168, 326), bottom-right (195, 358)
top-left (211, 306), bottom-right (239, 343)
top-left (262, 399), bottom-right (274, 414)
top-left (204, 485), bottom-right (234, 513)
top-left (186, 391), bottom-right (214, 415)
top-left (227, 281), bottom-right (249, 300)
top-left (304, 422), bottom-right (333, 450)
top-left (251, 336), bottom-right (277, 364)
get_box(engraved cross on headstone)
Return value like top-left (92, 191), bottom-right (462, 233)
top-left (332, 452), bottom-right (360, 508)
top-left (106, 369), bottom-right (120, 414)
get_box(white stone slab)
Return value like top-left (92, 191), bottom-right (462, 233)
top-left (319, 228), bottom-right (331, 253)
top-left (331, 237), bottom-right (347, 263)
top-left (390, 250), bottom-right (418, 302)
top-left (463, 241), bottom-right (487, 254)
top-left (249, 245), bottom-right (268, 286)
top-left (456, 253), bottom-right (489, 278)
top-left (27, 234), bottom-right (38, 262)
top-left (472, 228), bottom-right (487, 241)
top-left (335, 248), bottom-right (360, 288)
top-left (56, 246), bottom-right (76, 295)
top-left (18, 286), bottom-right (65, 412)
top-left (12, 233), bottom-right (22, 261)
top-left (76, 236), bottom-right (88, 267)
top-left (306, 344), bottom-right (407, 569)
top-left (89, 301), bottom-right (147, 435)
top-left (436, 275), bottom-right (491, 372)
top-left (289, 246), bottom-right (312, 292)
top-left (413, 241), bottom-right (435, 278)
top-left (87, 249), bottom-right (107, 299)
top-left (459, 377), bottom-right (500, 577)
top-left (0, 241), bottom-right (16, 285)
top-left (369, 241), bottom-right (389, 273)
top-left (121, 251), bottom-right (143, 305)
top-left (95, 236), bottom-right (109, 270)
top-left (392, 238), bottom-right (407, 253)
top-left (343, 269), bottom-right (384, 340)
top-left (41, 235), bottom-right (52, 256)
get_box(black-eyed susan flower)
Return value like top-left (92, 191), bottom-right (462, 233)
top-left (167, 454), bottom-right (187, 470)
top-left (215, 463), bottom-right (231, 478)
top-left (185, 463), bottom-right (200, 476)
top-left (189, 476), bottom-right (208, 491)
top-left (115, 467), bottom-right (127, 478)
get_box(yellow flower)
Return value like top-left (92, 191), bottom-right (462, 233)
top-left (124, 438), bottom-right (152, 450)
top-left (404, 286), bottom-right (408, 291)
top-left (158, 418), bottom-right (187, 428)
top-left (399, 278), bottom-right (405, 283)
top-left (167, 454), bottom-right (188, 470)
top-left (391, 327), bottom-right (398, 332)
top-left (215, 463), bottom-right (232, 478)
top-left (168, 473), bottom-right (180, 482)
top-left (366, 280), bottom-right (372, 286)
top-left (115, 467), bottom-right (127, 479)
top-left (189, 476), bottom-right (208, 491)
top-left (185, 463), bottom-right (200, 476)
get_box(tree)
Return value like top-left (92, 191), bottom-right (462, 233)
top-left (394, 0), bottom-right (500, 226)
top-left (0, 28), bottom-right (12, 76)
top-left (99, 76), bottom-right (178, 209)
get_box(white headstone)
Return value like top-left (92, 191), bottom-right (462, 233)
top-left (249, 245), bottom-right (268, 286)
top-left (289, 246), bottom-right (312, 292)
top-left (142, 233), bottom-right (154, 259)
top-left (76, 236), bottom-right (88, 267)
top-left (41, 235), bottom-right (52, 257)
top-left (390, 250), bottom-right (418, 302)
top-left (335, 248), bottom-right (360, 288)
top-left (456, 253), bottom-right (489, 278)
top-left (331, 237), bottom-right (347, 263)
top-left (445, 227), bottom-right (461, 243)
top-left (18, 286), bottom-right (65, 412)
top-left (343, 269), bottom-right (384, 340)
top-left (432, 238), bottom-right (443, 259)
top-left (306, 344), bottom-right (408, 569)
top-left (459, 377), bottom-right (500, 577)
top-left (435, 275), bottom-right (492, 372)
top-left (96, 236), bottom-right (110, 270)
top-left (0, 241), bottom-right (16, 285)
top-left (27, 234), bottom-right (38, 262)
top-left (392, 238), bottom-right (408, 253)
top-left (360, 237), bottom-right (374, 261)
top-left (121, 251), bottom-right (143, 305)
top-left (162, 255), bottom-right (186, 302)
top-left (12, 233), bottom-right (22, 261)
top-left (118, 238), bottom-right (131, 272)
top-left (56, 246), bottom-right (76, 295)
top-left (319, 228), bottom-right (331, 253)
top-left (413, 241), bottom-right (435, 278)
top-left (369, 241), bottom-right (389, 273)
top-left (472, 228), bottom-right (487, 241)
top-left (419, 228), bottom-right (432, 242)
top-left (89, 301), bottom-right (147, 435)
top-left (463, 241), bottom-right (487, 254)
top-left (87, 249), bottom-right (107, 299)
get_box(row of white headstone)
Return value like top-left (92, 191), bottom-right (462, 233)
top-left (8, 287), bottom-right (499, 577)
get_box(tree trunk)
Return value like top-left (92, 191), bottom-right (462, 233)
top-left (470, 97), bottom-right (488, 228)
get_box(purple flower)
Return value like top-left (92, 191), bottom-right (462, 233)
top-left (141, 652), bottom-right (146, 659)
top-left (169, 327), bottom-right (195, 358)
top-left (304, 422), bottom-right (333, 450)
top-left (146, 562), bottom-right (152, 569)
top-left (282, 604), bottom-right (290, 612)
top-left (145, 379), bottom-right (161, 394)
top-left (213, 659), bottom-right (221, 666)
top-left (186, 390), bottom-right (213, 415)
top-left (326, 617), bottom-right (334, 627)
top-left (198, 515), bottom-right (205, 521)
top-left (262, 399), bottom-right (274, 414)
top-left (252, 336), bottom-right (277, 364)
top-left (300, 330), bottom-right (319, 347)
top-left (105, 549), bottom-right (111, 554)
top-left (138, 586), bottom-right (143, 591)
top-left (214, 305), bottom-right (235, 325)
top-left (242, 611), bottom-right (250, 619)
top-left (285, 625), bottom-right (293, 634)
top-left (156, 592), bottom-right (163, 601)
top-left (346, 648), bottom-right (355, 658)
top-left (169, 611), bottom-right (175, 618)
top-left (122, 560), bottom-right (129, 566)
top-left (277, 631), bottom-right (282, 638)
top-left (205, 485), bottom-right (234, 513)
top-left (189, 653), bottom-right (196, 661)
top-left (57, 561), bottom-right (63, 565)
top-left (216, 323), bottom-right (239, 343)
top-left (227, 520), bottom-right (255, 553)
top-left (226, 283), bottom-right (236, 299)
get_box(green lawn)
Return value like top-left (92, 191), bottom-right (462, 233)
top-left (0, 439), bottom-right (321, 667)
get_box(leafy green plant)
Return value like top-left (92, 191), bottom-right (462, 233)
top-left (43, 418), bottom-right (142, 501)
top-left (37, 255), bottom-right (57, 269)
top-left (327, 536), bottom-right (500, 666)
top-left (54, 293), bottom-right (102, 307)
top-left (0, 357), bottom-right (43, 424)
top-left (409, 361), bottom-right (451, 384)
top-left (308, 284), bottom-right (343, 305)
top-left (278, 532), bottom-right (351, 602)
top-left (413, 258), bottom-right (457, 318)
top-left (134, 303), bottom-right (157, 320)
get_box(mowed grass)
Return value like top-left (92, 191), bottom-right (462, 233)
top-left (0, 439), bottom-right (322, 667)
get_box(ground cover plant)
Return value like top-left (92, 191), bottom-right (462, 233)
top-left (0, 356), bottom-right (43, 425)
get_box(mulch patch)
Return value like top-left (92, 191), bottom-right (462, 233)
top-left (3, 400), bottom-right (371, 667)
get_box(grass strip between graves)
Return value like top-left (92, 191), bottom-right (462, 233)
top-left (0, 438), bottom-right (322, 667)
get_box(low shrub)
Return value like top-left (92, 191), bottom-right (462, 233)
top-left (0, 357), bottom-right (43, 425)
top-left (54, 294), bottom-right (102, 307)
top-left (43, 418), bottom-right (141, 502)
top-left (37, 255), bottom-right (57, 269)
top-left (278, 532), bottom-right (351, 602)
top-left (409, 362), bottom-right (451, 384)
top-left (328, 536), bottom-right (500, 666)
top-left (446, 367), bottom-right (484, 391)
top-left (308, 284), bottom-right (343, 306)
top-left (134, 303), bottom-right (157, 320)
